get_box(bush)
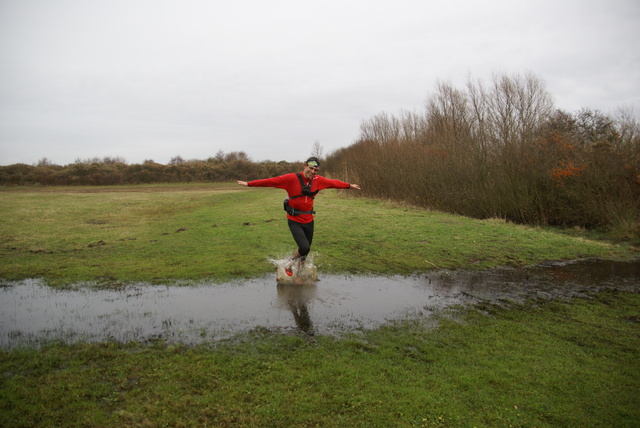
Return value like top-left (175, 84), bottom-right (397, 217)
top-left (0, 154), bottom-right (300, 186)
top-left (324, 72), bottom-right (640, 238)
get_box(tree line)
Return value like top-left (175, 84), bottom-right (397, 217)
top-left (2, 72), bottom-right (638, 238)
top-left (0, 151), bottom-right (300, 186)
top-left (322, 72), bottom-right (640, 239)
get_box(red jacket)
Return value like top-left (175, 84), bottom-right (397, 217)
top-left (248, 173), bottom-right (350, 223)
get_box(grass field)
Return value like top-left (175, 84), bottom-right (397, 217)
top-left (0, 183), bottom-right (636, 285)
top-left (1, 184), bottom-right (639, 427)
top-left (2, 291), bottom-right (638, 427)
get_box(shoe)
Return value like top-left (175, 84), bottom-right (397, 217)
top-left (284, 257), bottom-right (294, 276)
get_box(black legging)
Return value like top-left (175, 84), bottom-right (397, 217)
top-left (288, 219), bottom-right (314, 260)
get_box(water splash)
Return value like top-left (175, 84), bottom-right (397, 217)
top-left (269, 255), bottom-right (319, 284)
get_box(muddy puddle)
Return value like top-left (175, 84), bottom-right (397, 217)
top-left (1, 259), bottom-right (638, 349)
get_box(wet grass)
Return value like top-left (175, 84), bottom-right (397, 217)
top-left (1, 290), bottom-right (638, 427)
top-left (0, 184), bottom-right (637, 285)
top-left (1, 184), bottom-right (639, 426)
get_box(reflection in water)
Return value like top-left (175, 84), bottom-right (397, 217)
top-left (277, 282), bottom-right (317, 335)
top-left (1, 259), bottom-right (638, 349)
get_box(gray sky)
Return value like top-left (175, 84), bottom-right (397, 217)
top-left (1, 0), bottom-right (639, 166)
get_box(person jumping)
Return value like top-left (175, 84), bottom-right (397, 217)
top-left (237, 157), bottom-right (361, 276)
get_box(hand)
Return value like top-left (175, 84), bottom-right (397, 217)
top-left (237, 181), bottom-right (249, 186)
top-left (349, 184), bottom-right (361, 190)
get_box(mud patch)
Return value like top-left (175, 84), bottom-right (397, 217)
top-left (1, 259), bottom-right (638, 349)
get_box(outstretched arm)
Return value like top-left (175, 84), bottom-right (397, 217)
top-left (237, 181), bottom-right (249, 186)
top-left (349, 184), bottom-right (361, 190)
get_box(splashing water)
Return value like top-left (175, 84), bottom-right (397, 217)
top-left (270, 255), bottom-right (319, 284)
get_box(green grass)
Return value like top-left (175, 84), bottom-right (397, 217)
top-left (0, 184), bottom-right (290, 284)
top-left (0, 184), bottom-right (636, 285)
top-left (1, 291), bottom-right (638, 427)
top-left (1, 184), bottom-right (639, 427)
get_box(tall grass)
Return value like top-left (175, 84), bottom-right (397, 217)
top-left (325, 72), bottom-right (640, 240)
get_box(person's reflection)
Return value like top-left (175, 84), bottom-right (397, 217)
top-left (276, 282), bottom-right (317, 335)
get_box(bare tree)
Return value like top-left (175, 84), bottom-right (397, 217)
top-left (311, 140), bottom-right (324, 159)
top-left (169, 155), bottom-right (185, 165)
top-left (36, 157), bottom-right (54, 167)
top-left (485, 72), bottom-right (554, 149)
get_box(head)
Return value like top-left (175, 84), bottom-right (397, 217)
top-left (302, 157), bottom-right (320, 179)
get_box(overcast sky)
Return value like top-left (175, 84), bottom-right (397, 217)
top-left (1, 0), bottom-right (639, 166)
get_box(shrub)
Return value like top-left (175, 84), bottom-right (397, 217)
top-left (324, 72), bottom-right (640, 238)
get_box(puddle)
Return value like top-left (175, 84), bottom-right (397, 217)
top-left (1, 259), bottom-right (638, 349)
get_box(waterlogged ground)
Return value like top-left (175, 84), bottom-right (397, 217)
top-left (1, 259), bottom-right (639, 349)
